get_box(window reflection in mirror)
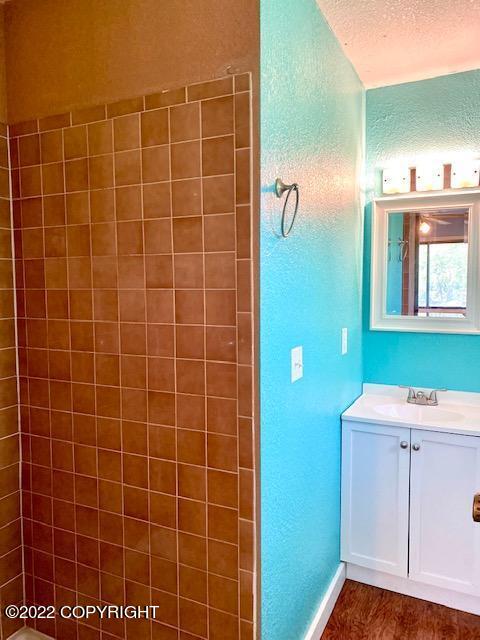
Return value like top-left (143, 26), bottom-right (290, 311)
top-left (386, 208), bottom-right (469, 318)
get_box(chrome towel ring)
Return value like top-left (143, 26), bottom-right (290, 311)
top-left (275, 178), bottom-right (299, 237)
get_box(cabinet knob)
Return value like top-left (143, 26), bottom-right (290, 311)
top-left (412, 443), bottom-right (421, 451)
top-left (400, 441), bottom-right (409, 449)
top-left (473, 494), bottom-right (480, 523)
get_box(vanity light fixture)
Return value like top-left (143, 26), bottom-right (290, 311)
top-left (451, 159), bottom-right (480, 189)
top-left (382, 166), bottom-right (410, 194)
top-left (415, 163), bottom-right (443, 191)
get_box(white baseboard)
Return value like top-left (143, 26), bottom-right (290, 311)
top-left (8, 628), bottom-right (53, 640)
top-left (304, 563), bottom-right (346, 640)
top-left (347, 564), bottom-right (480, 616)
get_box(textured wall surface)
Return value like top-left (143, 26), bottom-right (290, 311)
top-left (4, 0), bottom-right (259, 124)
top-left (13, 76), bottom-right (256, 639)
top-left (260, 1), bottom-right (364, 638)
top-left (364, 70), bottom-right (480, 392)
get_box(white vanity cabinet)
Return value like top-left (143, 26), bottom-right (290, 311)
top-left (409, 429), bottom-right (480, 596)
top-left (341, 419), bottom-right (480, 609)
top-left (341, 421), bottom-right (411, 577)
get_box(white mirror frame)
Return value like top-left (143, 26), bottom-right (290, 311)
top-left (370, 189), bottom-right (480, 334)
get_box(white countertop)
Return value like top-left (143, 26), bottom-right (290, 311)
top-left (342, 384), bottom-right (480, 437)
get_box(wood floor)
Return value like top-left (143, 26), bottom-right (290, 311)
top-left (322, 580), bottom-right (480, 639)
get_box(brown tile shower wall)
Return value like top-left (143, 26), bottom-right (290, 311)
top-left (12, 76), bottom-right (255, 639)
top-left (0, 123), bottom-right (22, 640)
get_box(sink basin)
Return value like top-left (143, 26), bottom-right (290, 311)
top-left (374, 403), bottom-right (464, 424)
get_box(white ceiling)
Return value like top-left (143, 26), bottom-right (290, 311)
top-left (316, 0), bottom-right (480, 88)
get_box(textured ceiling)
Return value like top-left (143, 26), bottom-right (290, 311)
top-left (316, 0), bottom-right (480, 88)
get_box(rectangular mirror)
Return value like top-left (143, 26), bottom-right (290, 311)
top-left (371, 192), bottom-right (480, 333)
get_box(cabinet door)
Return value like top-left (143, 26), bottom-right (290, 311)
top-left (341, 421), bottom-right (410, 576)
top-left (409, 429), bottom-right (480, 595)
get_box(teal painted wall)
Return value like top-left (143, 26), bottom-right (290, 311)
top-left (260, 1), bottom-right (364, 638)
top-left (364, 70), bottom-right (480, 391)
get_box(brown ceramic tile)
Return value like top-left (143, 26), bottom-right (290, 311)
top-left (208, 505), bottom-right (238, 544)
top-left (88, 120), bottom-right (113, 156)
top-left (89, 155), bottom-right (114, 189)
top-left (107, 96), bottom-right (144, 119)
top-left (145, 255), bottom-right (173, 288)
top-left (205, 253), bottom-right (236, 289)
top-left (145, 86), bottom-right (186, 110)
top-left (176, 360), bottom-right (205, 396)
top-left (113, 114), bottom-right (140, 152)
top-left (206, 290), bottom-right (236, 326)
top-left (114, 150), bottom-right (141, 186)
top-left (172, 217), bottom-right (203, 253)
top-left (20, 166), bottom-right (41, 198)
top-left (171, 141), bottom-right (200, 180)
top-left (115, 185), bottom-right (142, 221)
top-left (141, 109), bottom-right (169, 147)
top-left (150, 492), bottom-right (176, 529)
top-left (175, 291), bottom-right (204, 325)
top-left (236, 148), bottom-right (251, 204)
top-left (178, 498), bottom-right (205, 537)
top-left (202, 136), bottom-right (235, 176)
top-left (65, 158), bottom-right (89, 192)
top-left (235, 92), bottom-right (251, 148)
top-left (176, 325), bottom-right (205, 362)
top-left (42, 162), bottom-right (65, 195)
top-left (202, 96), bottom-right (234, 138)
top-left (235, 73), bottom-right (250, 92)
top-left (18, 134), bottom-right (40, 167)
top-left (72, 103), bottom-right (106, 125)
top-left (143, 182), bottom-right (171, 219)
top-left (176, 394), bottom-right (205, 431)
top-left (170, 103), bottom-right (200, 143)
top-left (90, 188), bottom-right (115, 223)
top-left (207, 398), bottom-right (237, 435)
top-left (206, 326), bottom-right (236, 362)
top-left (144, 219), bottom-right (172, 254)
top-left (171, 178), bottom-right (201, 217)
top-left (208, 538), bottom-right (238, 579)
top-left (178, 464), bottom-right (206, 501)
top-left (203, 175), bottom-right (235, 214)
top-left (174, 254), bottom-right (203, 289)
top-left (142, 146), bottom-right (170, 183)
top-left (187, 77), bottom-right (233, 102)
top-left (209, 573), bottom-right (238, 615)
top-left (146, 289), bottom-right (174, 324)
top-left (204, 214), bottom-right (236, 253)
top-left (10, 119), bottom-right (38, 137)
top-left (40, 130), bottom-right (63, 164)
top-left (117, 220), bottom-right (143, 255)
top-left (66, 191), bottom-right (89, 224)
top-left (239, 469), bottom-right (254, 520)
top-left (147, 324), bottom-right (174, 358)
top-left (39, 112), bottom-right (71, 132)
top-left (64, 126), bottom-right (88, 160)
top-left (208, 469), bottom-right (238, 509)
top-left (147, 357), bottom-right (175, 392)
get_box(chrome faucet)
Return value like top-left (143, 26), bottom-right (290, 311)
top-left (399, 386), bottom-right (447, 406)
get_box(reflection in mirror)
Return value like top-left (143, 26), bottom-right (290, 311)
top-left (386, 208), bottom-right (469, 318)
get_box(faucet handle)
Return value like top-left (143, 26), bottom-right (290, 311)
top-left (399, 385), bottom-right (416, 401)
top-left (428, 388), bottom-right (447, 403)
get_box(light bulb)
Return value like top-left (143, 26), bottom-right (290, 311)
top-left (419, 220), bottom-right (431, 234)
